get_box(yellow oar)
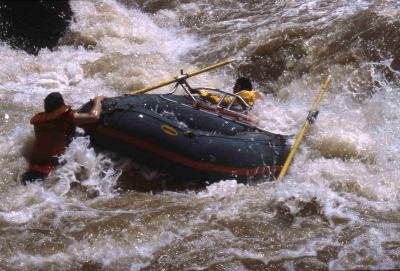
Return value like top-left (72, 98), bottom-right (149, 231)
top-left (128, 59), bottom-right (234, 95)
top-left (276, 75), bottom-right (332, 182)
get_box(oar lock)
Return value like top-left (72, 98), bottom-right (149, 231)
top-left (307, 110), bottom-right (319, 123)
top-left (175, 73), bottom-right (189, 82)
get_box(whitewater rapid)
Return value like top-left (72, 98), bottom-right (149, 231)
top-left (1, 0), bottom-right (400, 270)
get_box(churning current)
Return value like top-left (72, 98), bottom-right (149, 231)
top-left (0, 0), bottom-right (400, 270)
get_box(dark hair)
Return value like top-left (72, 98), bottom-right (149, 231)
top-left (44, 92), bottom-right (65, 112)
top-left (235, 77), bottom-right (253, 91)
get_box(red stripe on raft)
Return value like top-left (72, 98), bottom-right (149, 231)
top-left (90, 125), bottom-right (281, 177)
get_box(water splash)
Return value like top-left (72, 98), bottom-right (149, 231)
top-left (1, 0), bottom-right (400, 269)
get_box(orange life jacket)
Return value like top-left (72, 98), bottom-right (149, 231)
top-left (29, 105), bottom-right (75, 174)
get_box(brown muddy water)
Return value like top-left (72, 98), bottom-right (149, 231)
top-left (1, 0), bottom-right (400, 270)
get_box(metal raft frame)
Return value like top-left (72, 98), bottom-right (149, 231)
top-left (166, 73), bottom-right (253, 115)
top-left (157, 75), bottom-right (285, 138)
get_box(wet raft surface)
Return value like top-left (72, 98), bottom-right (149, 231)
top-left (80, 94), bottom-right (290, 183)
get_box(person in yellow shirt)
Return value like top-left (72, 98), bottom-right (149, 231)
top-left (198, 77), bottom-right (257, 107)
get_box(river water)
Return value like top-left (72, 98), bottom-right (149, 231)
top-left (1, 0), bottom-right (400, 270)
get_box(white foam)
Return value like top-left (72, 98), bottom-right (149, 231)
top-left (330, 227), bottom-right (398, 270)
top-left (197, 180), bottom-right (245, 199)
top-left (51, 136), bottom-right (121, 197)
top-left (0, 0), bottom-right (400, 269)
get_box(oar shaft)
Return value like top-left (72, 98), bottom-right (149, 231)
top-left (277, 121), bottom-right (310, 181)
top-left (186, 60), bottom-right (234, 77)
top-left (129, 78), bottom-right (179, 95)
top-left (277, 75), bottom-right (331, 182)
top-left (129, 60), bottom-right (234, 95)
top-left (310, 75), bottom-right (332, 111)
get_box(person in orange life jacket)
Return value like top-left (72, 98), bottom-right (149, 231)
top-left (198, 77), bottom-right (257, 107)
top-left (21, 92), bottom-right (105, 184)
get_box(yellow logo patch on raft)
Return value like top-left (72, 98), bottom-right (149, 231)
top-left (161, 124), bottom-right (178, 136)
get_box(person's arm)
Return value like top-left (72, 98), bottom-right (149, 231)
top-left (238, 91), bottom-right (256, 106)
top-left (73, 96), bottom-right (106, 125)
top-left (197, 89), bottom-right (223, 104)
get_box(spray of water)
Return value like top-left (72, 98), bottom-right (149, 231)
top-left (1, 0), bottom-right (400, 270)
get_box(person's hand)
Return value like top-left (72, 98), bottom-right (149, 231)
top-left (94, 95), bottom-right (106, 102)
top-left (198, 89), bottom-right (209, 97)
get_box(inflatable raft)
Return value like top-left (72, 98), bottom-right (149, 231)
top-left (80, 95), bottom-right (289, 184)
top-left (80, 61), bottom-right (290, 184)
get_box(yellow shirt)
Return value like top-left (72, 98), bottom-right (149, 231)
top-left (199, 89), bottom-right (257, 106)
